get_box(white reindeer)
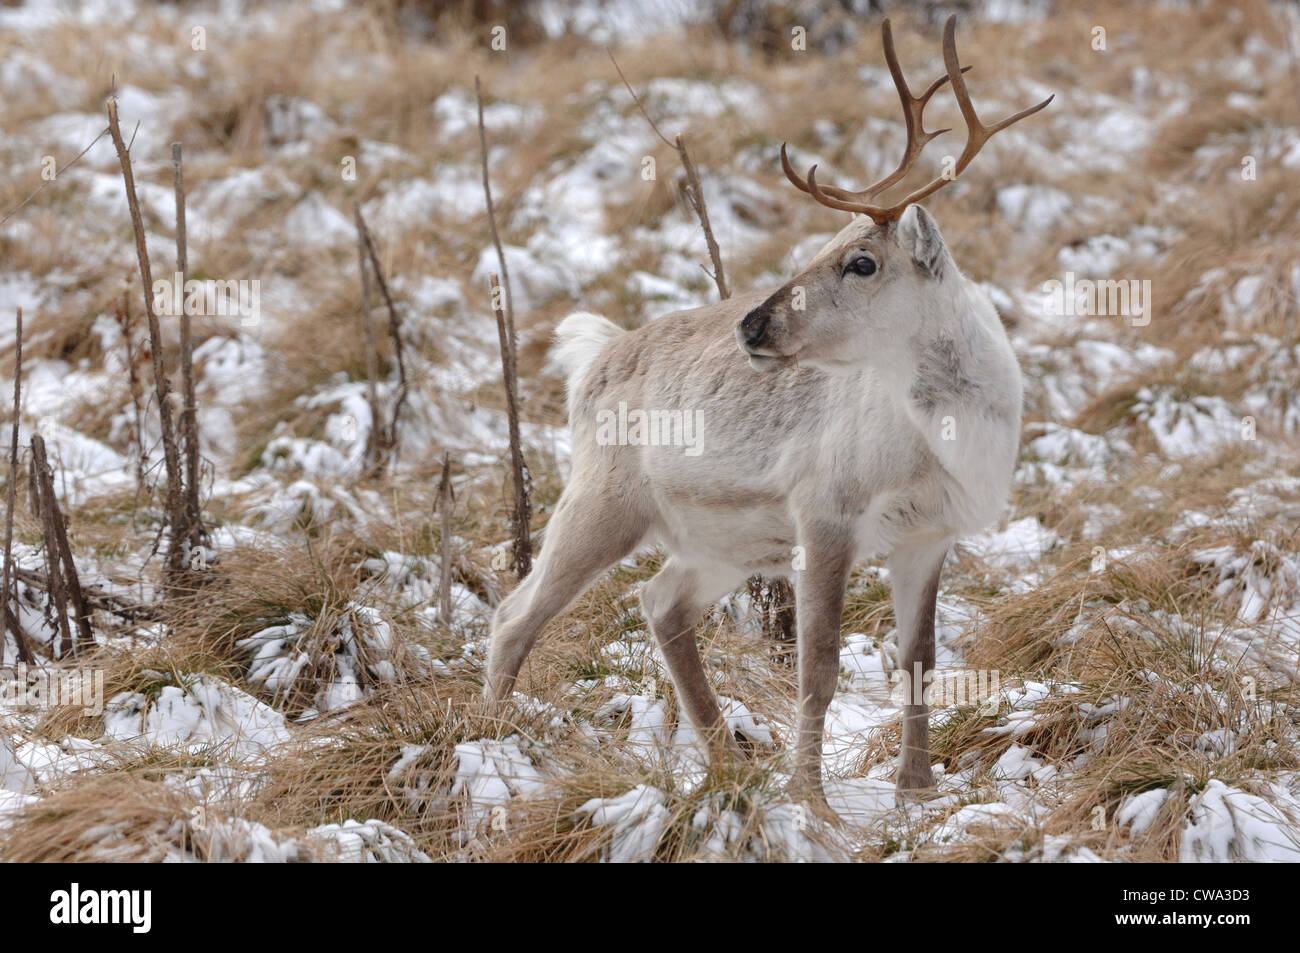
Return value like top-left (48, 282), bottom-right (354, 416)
top-left (485, 16), bottom-right (1052, 799)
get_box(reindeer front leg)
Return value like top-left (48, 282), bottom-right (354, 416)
top-left (887, 536), bottom-right (952, 798)
top-left (790, 522), bottom-right (854, 798)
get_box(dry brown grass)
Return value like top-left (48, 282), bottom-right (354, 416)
top-left (1, 753), bottom-right (217, 862)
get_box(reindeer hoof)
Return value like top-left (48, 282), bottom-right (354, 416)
top-left (786, 773), bottom-right (827, 807)
top-left (894, 771), bottom-right (940, 803)
top-left (896, 786), bottom-right (939, 804)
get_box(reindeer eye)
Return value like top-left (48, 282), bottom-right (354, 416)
top-left (845, 255), bottom-right (877, 277)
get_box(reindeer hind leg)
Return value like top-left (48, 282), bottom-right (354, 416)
top-left (484, 483), bottom-right (644, 703)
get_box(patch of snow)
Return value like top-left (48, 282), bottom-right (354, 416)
top-left (1117, 788), bottom-right (1169, 836)
top-left (577, 784), bottom-right (670, 863)
top-left (103, 676), bottom-right (290, 760)
top-left (961, 517), bottom-right (1059, 570)
top-left (1, 732), bottom-right (33, 793)
top-left (1180, 780), bottom-right (1300, 862)
top-left (996, 184), bottom-right (1072, 234)
top-left (307, 818), bottom-right (431, 862)
top-left (1133, 387), bottom-right (1242, 459)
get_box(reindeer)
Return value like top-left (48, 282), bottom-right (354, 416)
top-left (485, 16), bottom-right (1052, 800)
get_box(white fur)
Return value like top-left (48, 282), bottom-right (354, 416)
top-left (551, 312), bottom-right (623, 412)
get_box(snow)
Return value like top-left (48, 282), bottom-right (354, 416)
top-left (363, 170), bottom-right (483, 229)
top-left (190, 167), bottom-right (296, 240)
top-left (471, 244), bottom-right (579, 313)
top-left (307, 819), bottom-right (432, 863)
top-left (960, 517), bottom-right (1059, 570)
top-left (1118, 789), bottom-right (1169, 836)
top-left (283, 193), bottom-right (354, 248)
top-left (103, 676), bottom-right (291, 760)
top-left (994, 744), bottom-right (1045, 781)
top-left (450, 738), bottom-right (546, 839)
top-left (184, 816), bottom-right (302, 863)
top-left (0, 733), bottom-right (33, 793)
top-left (577, 784), bottom-right (671, 863)
top-left (433, 89), bottom-right (543, 140)
top-left (1019, 422), bottom-right (1117, 486)
top-left (996, 184), bottom-right (1072, 233)
top-left (594, 692), bottom-right (670, 754)
top-left (1180, 781), bottom-right (1300, 862)
top-left (1134, 387), bottom-right (1242, 459)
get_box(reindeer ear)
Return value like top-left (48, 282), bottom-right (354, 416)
top-left (899, 204), bottom-right (948, 280)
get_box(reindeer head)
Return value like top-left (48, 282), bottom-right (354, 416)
top-left (738, 16), bottom-right (1052, 374)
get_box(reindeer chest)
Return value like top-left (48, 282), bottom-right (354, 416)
top-left (841, 436), bottom-right (947, 557)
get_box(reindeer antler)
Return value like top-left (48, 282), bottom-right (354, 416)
top-left (783, 15), bottom-right (1054, 224)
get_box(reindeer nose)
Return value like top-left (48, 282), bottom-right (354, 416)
top-left (740, 308), bottom-right (769, 349)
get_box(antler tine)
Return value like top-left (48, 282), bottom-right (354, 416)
top-left (774, 20), bottom-right (972, 215)
top-left (783, 15), bottom-right (1053, 224)
top-left (781, 143), bottom-right (874, 203)
top-left (804, 164), bottom-right (885, 214)
top-left (881, 15), bottom-right (1055, 214)
top-left (942, 15), bottom-right (1054, 177)
top-left (862, 18), bottom-right (973, 200)
top-left (780, 143), bottom-right (810, 194)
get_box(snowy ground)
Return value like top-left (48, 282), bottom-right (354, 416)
top-left (2, 0), bottom-right (1300, 861)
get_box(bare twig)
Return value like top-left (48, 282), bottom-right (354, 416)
top-left (748, 574), bottom-right (797, 665)
top-left (0, 126), bottom-right (109, 228)
top-left (114, 290), bottom-right (147, 492)
top-left (3, 307), bottom-right (33, 664)
top-left (3, 603), bottom-right (42, 662)
top-left (476, 77), bottom-right (531, 578)
top-left (675, 133), bottom-right (729, 300)
top-left (353, 204), bottom-right (387, 473)
top-left (107, 96), bottom-right (186, 590)
top-left (48, 495), bottom-right (92, 653)
top-left (606, 49), bottom-right (676, 149)
top-left (490, 275), bottom-right (532, 578)
top-left (13, 566), bottom-right (158, 623)
top-left (475, 76), bottom-right (519, 369)
top-left (608, 51), bottom-right (729, 300)
top-left (172, 143), bottom-right (205, 566)
top-left (31, 435), bottom-right (92, 656)
top-left (353, 205), bottom-right (408, 464)
top-left (438, 451), bottom-right (454, 625)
